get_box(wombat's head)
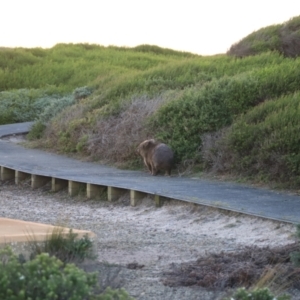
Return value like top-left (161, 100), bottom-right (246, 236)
top-left (137, 139), bottom-right (156, 156)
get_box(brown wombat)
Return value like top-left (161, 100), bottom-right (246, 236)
top-left (137, 139), bottom-right (174, 176)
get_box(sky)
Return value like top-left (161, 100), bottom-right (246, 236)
top-left (2, 0), bottom-right (300, 55)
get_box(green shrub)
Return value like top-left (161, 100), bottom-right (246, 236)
top-left (0, 246), bottom-right (97, 300)
top-left (27, 120), bottom-right (46, 140)
top-left (0, 89), bottom-right (45, 124)
top-left (225, 287), bottom-right (290, 300)
top-left (37, 94), bottom-right (74, 124)
top-left (149, 58), bottom-right (300, 162)
top-left (73, 86), bottom-right (93, 100)
top-left (0, 246), bottom-right (133, 300)
top-left (0, 88), bottom-right (64, 125)
top-left (212, 92), bottom-right (300, 186)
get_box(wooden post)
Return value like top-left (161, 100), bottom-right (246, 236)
top-left (108, 186), bottom-right (126, 201)
top-left (52, 178), bottom-right (68, 192)
top-left (130, 190), bottom-right (146, 206)
top-left (68, 181), bottom-right (86, 196)
top-left (15, 171), bottom-right (31, 184)
top-left (155, 194), bottom-right (163, 207)
top-left (31, 174), bottom-right (51, 189)
top-left (1, 166), bottom-right (15, 180)
top-left (87, 183), bottom-right (106, 199)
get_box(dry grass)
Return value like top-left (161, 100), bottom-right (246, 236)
top-left (162, 243), bottom-right (300, 292)
top-left (200, 128), bottom-right (233, 174)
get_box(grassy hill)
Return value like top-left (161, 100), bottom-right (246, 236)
top-left (1, 15), bottom-right (300, 188)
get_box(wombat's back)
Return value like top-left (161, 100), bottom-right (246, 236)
top-left (152, 143), bottom-right (174, 175)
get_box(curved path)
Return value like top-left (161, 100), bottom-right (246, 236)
top-left (1, 122), bottom-right (300, 224)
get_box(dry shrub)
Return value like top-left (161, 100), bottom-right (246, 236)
top-left (227, 16), bottom-right (300, 58)
top-left (87, 95), bottom-right (166, 165)
top-left (227, 41), bottom-right (256, 58)
top-left (280, 30), bottom-right (300, 58)
top-left (162, 243), bottom-right (300, 291)
top-left (200, 127), bottom-right (233, 174)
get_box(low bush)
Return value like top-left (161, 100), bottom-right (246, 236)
top-left (203, 92), bottom-right (300, 187)
top-left (26, 120), bottom-right (46, 140)
top-left (37, 94), bottom-right (75, 124)
top-left (0, 246), bottom-right (133, 300)
top-left (73, 86), bottom-right (93, 100)
top-left (0, 89), bottom-right (45, 124)
top-left (0, 88), bottom-right (68, 125)
top-left (150, 58), bottom-right (300, 162)
top-left (0, 246), bottom-right (95, 300)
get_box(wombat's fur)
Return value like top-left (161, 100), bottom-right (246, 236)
top-left (137, 139), bottom-right (174, 176)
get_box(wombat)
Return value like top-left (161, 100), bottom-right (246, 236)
top-left (137, 139), bottom-right (174, 176)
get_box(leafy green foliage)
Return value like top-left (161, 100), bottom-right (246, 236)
top-left (26, 120), bottom-right (46, 140)
top-left (0, 246), bottom-right (97, 300)
top-left (0, 86), bottom-right (82, 126)
top-left (73, 86), bottom-right (93, 100)
top-left (37, 94), bottom-right (75, 124)
top-left (0, 89), bottom-right (45, 124)
top-left (0, 246), bottom-right (133, 300)
top-left (2, 31), bottom-right (300, 187)
top-left (0, 43), bottom-right (186, 93)
top-left (150, 58), bottom-right (300, 162)
top-left (225, 287), bottom-right (290, 300)
top-left (212, 92), bottom-right (300, 186)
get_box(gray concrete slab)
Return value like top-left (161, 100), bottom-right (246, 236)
top-left (1, 122), bottom-right (300, 224)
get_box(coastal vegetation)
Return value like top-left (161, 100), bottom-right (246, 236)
top-left (1, 15), bottom-right (300, 188)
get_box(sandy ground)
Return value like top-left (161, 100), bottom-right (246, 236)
top-left (0, 178), bottom-right (298, 299)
